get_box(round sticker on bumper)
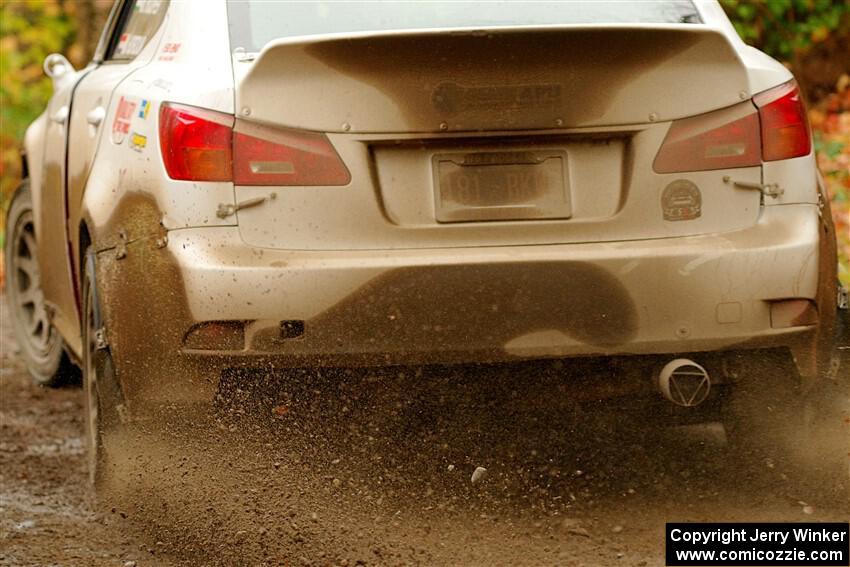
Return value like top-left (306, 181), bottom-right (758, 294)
top-left (662, 179), bottom-right (702, 221)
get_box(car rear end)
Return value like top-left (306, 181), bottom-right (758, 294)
top-left (114, 0), bottom-right (836, 407)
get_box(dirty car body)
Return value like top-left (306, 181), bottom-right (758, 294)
top-left (13, 0), bottom-right (842, 423)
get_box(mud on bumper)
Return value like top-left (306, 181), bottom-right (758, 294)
top-left (97, 204), bottom-right (828, 406)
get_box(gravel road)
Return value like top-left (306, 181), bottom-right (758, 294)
top-left (2, 295), bottom-right (847, 566)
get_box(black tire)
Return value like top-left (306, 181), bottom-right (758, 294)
top-left (4, 181), bottom-right (78, 386)
top-left (807, 305), bottom-right (850, 503)
top-left (800, 369), bottom-right (850, 505)
top-left (724, 349), bottom-right (849, 505)
top-left (82, 246), bottom-right (122, 488)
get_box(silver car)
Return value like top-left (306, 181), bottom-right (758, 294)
top-left (4, 0), bottom-right (847, 496)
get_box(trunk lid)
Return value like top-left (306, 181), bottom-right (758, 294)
top-left (236, 25), bottom-right (749, 133)
top-left (232, 25), bottom-right (762, 251)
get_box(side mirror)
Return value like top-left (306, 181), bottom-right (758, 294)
top-left (43, 53), bottom-right (75, 83)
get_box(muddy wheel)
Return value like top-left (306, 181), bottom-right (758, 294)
top-left (800, 372), bottom-right (850, 505)
top-left (82, 247), bottom-right (121, 488)
top-left (4, 181), bottom-right (77, 386)
top-left (724, 349), bottom-right (849, 505)
top-left (803, 307), bottom-right (850, 504)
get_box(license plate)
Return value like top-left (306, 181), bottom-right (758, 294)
top-left (433, 150), bottom-right (571, 222)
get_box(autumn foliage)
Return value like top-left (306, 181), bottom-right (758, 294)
top-left (811, 82), bottom-right (850, 286)
top-left (1, 0), bottom-right (110, 211)
top-left (0, 0), bottom-right (847, 284)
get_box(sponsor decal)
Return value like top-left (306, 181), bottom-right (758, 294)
top-left (158, 42), bottom-right (181, 61)
top-left (111, 96), bottom-right (137, 144)
top-left (662, 179), bottom-right (702, 221)
top-left (115, 33), bottom-right (129, 53)
top-left (130, 132), bottom-right (148, 152)
top-left (136, 0), bottom-right (163, 14)
top-left (138, 99), bottom-right (150, 120)
top-left (432, 82), bottom-right (562, 116)
top-left (150, 78), bottom-right (173, 91)
top-left (116, 34), bottom-right (145, 57)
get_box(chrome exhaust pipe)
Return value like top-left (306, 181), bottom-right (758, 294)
top-left (657, 358), bottom-right (711, 407)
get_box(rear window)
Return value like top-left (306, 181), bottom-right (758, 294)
top-left (227, 0), bottom-right (702, 53)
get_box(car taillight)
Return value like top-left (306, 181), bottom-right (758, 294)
top-left (159, 102), bottom-right (350, 185)
top-left (233, 122), bottom-right (350, 186)
top-left (159, 103), bottom-right (233, 181)
top-left (653, 103), bottom-right (761, 173)
top-left (653, 80), bottom-right (810, 173)
top-left (753, 81), bottom-right (810, 161)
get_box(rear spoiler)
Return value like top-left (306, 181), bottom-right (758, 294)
top-left (236, 25), bottom-right (749, 133)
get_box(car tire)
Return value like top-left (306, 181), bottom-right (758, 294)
top-left (4, 180), bottom-right (78, 386)
top-left (804, 306), bottom-right (850, 504)
top-left (801, 368), bottom-right (850, 505)
top-left (724, 349), bottom-right (849, 505)
top-left (82, 246), bottom-right (122, 488)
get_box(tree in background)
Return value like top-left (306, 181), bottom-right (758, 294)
top-left (0, 0), bottom-right (848, 283)
top-left (722, 0), bottom-right (850, 100)
top-left (0, 0), bottom-right (110, 214)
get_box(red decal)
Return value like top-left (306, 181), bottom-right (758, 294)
top-left (111, 96), bottom-right (137, 144)
top-left (159, 42), bottom-right (181, 60)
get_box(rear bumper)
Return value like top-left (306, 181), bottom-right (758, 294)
top-left (179, 204), bottom-right (821, 356)
top-left (101, 204), bottom-right (825, 405)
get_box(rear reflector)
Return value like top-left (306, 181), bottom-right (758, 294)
top-left (753, 81), bottom-right (811, 161)
top-left (653, 80), bottom-right (810, 173)
top-left (183, 321), bottom-right (245, 350)
top-left (160, 103), bottom-right (233, 181)
top-left (233, 122), bottom-right (350, 186)
top-left (159, 102), bottom-right (350, 185)
top-left (769, 299), bottom-right (818, 328)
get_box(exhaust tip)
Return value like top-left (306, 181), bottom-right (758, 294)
top-left (657, 358), bottom-right (711, 407)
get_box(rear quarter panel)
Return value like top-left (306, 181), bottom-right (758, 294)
top-left (81, 0), bottom-right (236, 254)
top-left (80, 0), bottom-right (237, 406)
